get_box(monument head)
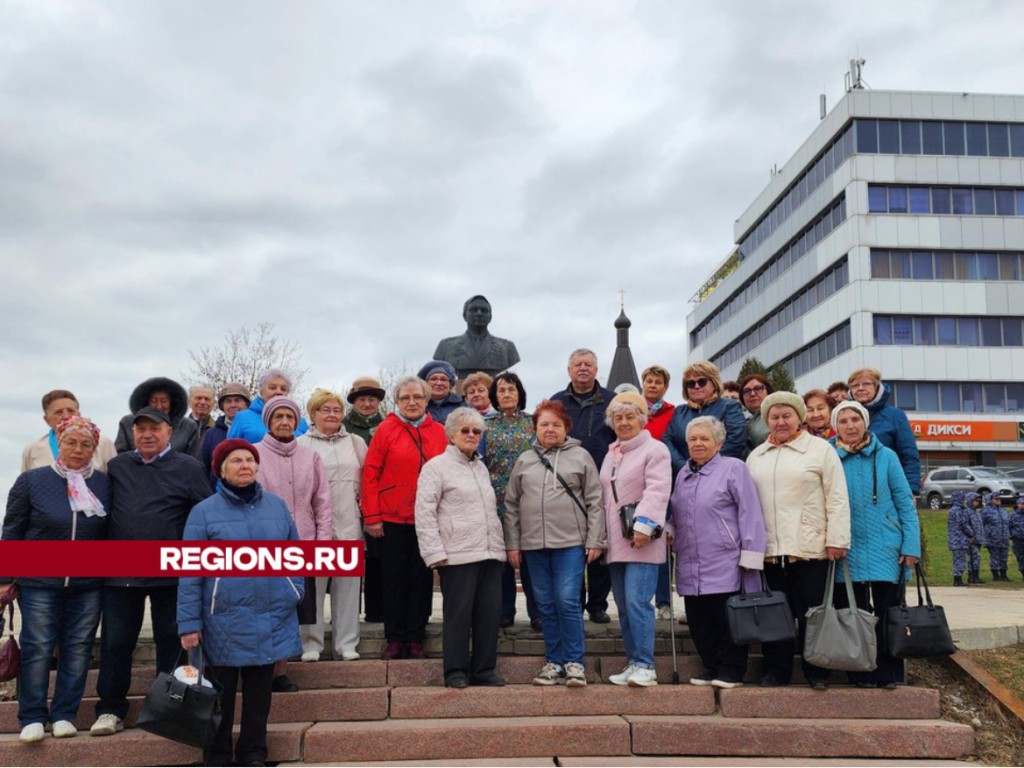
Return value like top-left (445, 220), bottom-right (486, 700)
top-left (463, 295), bottom-right (492, 332)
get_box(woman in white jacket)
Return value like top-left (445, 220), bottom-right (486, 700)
top-left (415, 407), bottom-right (507, 689)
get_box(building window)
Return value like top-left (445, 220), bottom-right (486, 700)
top-left (772, 321), bottom-right (851, 380)
top-left (891, 382), bottom-right (1024, 414)
top-left (873, 315), bottom-right (1024, 347)
top-left (867, 184), bottom-right (1024, 216)
top-left (871, 249), bottom-right (1024, 284)
top-left (855, 118), bottom-right (1024, 159)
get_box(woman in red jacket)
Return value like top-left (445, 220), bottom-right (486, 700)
top-left (361, 376), bottom-right (448, 659)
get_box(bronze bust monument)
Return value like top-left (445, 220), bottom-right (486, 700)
top-left (433, 295), bottom-right (521, 380)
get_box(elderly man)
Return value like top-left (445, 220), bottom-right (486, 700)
top-left (91, 407), bottom-right (211, 737)
top-left (114, 376), bottom-right (202, 458)
top-left (187, 385), bottom-right (216, 438)
top-left (200, 383), bottom-right (252, 484)
top-left (21, 389), bottom-right (117, 471)
top-left (551, 348), bottom-right (617, 624)
top-left (417, 360), bottom-right (465, 425)
top-left (433, 295), bottom-right (521, 380)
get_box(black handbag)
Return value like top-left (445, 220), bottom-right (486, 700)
top-left (885, 563), bottom-right (956, 658)
top-left (136, 646), bottom-right (223, 748)
top-left (725, 571), bottom-right (796, 646)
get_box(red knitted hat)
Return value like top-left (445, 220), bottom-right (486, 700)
top-left (211, 439), bottom-right (260, 479)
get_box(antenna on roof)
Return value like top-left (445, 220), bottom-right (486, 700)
top-left (844, 58), bottom-right (867, 92)
top-left (820, 93), bottom-right (827, 120)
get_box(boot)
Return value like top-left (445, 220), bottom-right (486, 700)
top-left (953, 575), bottom-right (966, 587)
top-left (992, 569), bottom-right (1000, 582)
top-left (969, 570), bottom-right (983, 584)
top-left (999, 569), bottom-right (1011, 581)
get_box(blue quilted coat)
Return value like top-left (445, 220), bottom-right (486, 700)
top-left (177, 482), bottom-right (304, 667)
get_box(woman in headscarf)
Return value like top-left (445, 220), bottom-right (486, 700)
top-left (3, 416), bottom-right (110, 743)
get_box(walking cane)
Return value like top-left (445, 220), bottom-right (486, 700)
top-left (665, 535), bottom-right (680, 684)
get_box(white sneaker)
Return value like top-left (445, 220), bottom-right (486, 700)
top-left (712, 678), bottom-right (744, 689)
top-left (627, 667), bottom-right (659, 687)
top-left (301, 651), bottom-right (320, 662)
top-left (341, 650), bottom-right (361, 661)
top-left (532, 662), bottom-right (564, 686)
top-left (608, 664), bottom-right (636, 686)
top-left (656, 606), bottom-right (672, 620)
top-left (52, 720), bottom-right (78, 738)
top-left (564, 662), bottom-right (587, 687)
top-left (20, 723), bottom-right (45, 743)
top-left (90, 714), bottom-right (124, 736)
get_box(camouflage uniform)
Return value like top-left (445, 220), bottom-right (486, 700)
top-left (980, 491), bottom-right (1010, 579)
top-left (946, 490), bottom-right (973, 583)
top-left (1009, 495), bottom-right (1024, 577)
top-left (965, 492), bottom-right (986, 582)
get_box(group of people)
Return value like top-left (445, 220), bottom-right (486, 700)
top-left (1, 350), bottom-right (937, 763)
top-left (947, 490), bottom-right (1024, 585)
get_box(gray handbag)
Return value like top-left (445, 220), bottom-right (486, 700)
top-left (803, 559), bottom-right (878, 672)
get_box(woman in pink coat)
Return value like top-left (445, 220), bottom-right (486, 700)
top-left (599, 392), bottom-right (672, 688)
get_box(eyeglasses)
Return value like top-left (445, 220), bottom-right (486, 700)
top-left (742, 385), bottom-right (767, 396)
top-left (397, 395), bottom-right (426, 403)
top-left (318, 407), bottom-right (343, 415)
top-left (459, 427), bottom-right (483, 436)
top-left (684, 378), bottom-right (709, 389)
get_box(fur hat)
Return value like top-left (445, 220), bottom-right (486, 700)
top-left (261, 396), bottom-right (301, 427)
top-left (128, 377), bottom-right (188, 424)
top-left (211, 438), bottom-right (260, 479)
top-left (830, 400), bottom-right (870, 431)
top-left (759, 391), bottom-right (806, 423)
top-left (347, 376), bottom-right (386, 404)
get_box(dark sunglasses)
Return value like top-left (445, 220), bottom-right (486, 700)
top-left (459, 427), bottom-right (483, 435)
top-left (684, 378), bottom-right (709, 389)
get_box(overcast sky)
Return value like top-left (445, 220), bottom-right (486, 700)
top-left (2, 1), bottom-right (1023, 495)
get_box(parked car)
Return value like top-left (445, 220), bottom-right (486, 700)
top-left (968, 466), bottom-right (1024, 495)
top-left (921, 466), bottom-right (1017, 510)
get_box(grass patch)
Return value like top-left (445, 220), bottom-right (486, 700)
top-left (919, 509), bottom-right (1024, 588)
top-left (966, 644), bottom-right (1024, 703)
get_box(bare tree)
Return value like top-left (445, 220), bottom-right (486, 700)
top-left (376, 360), bottom-right (412, 413)
top-left (185, 322), bottom-right (311, 398)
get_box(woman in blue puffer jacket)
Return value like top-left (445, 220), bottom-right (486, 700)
top-left (846, 368), bottom-right (921, 495)
top-left (830, 401), bottom-right (920, 689)
top-left (178, 439), bottom-right (304, 768)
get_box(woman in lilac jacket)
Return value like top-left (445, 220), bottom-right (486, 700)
top-left (669, 415), bottom-right (766, 689)
top-left (599, 393), bottom-right (672, 688)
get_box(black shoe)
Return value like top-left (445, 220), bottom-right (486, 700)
top-left (530, 618), bottom-right (543, 631)
top-left (809, 679), bottom-right (829, 691)
top-left (499, 615), bottom-right (514, 629)
top-left (877, 681), bottom-right (897, 690)
top-left (445, 675), bottom-right (469, 689)
top-left (272, 675), bottom-right (299, 693)
top-left (759, 673), bottom-right (788, 688)
top-left (588, 610), bottom-right (611, 624)
top-left (953, 576), bottom-right (966, 587)
top-left (470, 673), bottom-right (506, 687)
top-left (852, 681), bottom-right (875, 689)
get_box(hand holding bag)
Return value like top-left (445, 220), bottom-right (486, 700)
top-left (885, 563), bottom-right (956, 658)
top-left (725, 570), bottom-right (796, 646)
top-left (804, 559), bottom-right (878, 672)
top-left (137, 645), bottom-right (222, 748)
top-left (0, 603), bottom-right (20, 683)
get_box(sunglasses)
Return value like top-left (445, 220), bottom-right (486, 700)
top-left (459, 427), bottom-right (483, 436)
top-left (684, 378), bottom-right (709, 390)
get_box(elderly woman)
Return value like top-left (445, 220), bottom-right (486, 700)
top-left (343, 377), bottom-right (386, 622)
top-left (256, 396), bottom-right (331, 691)
top-left (2, 416), bottom-right (110, 743)
top-left (847, 368), bottom-right (921, 496)
top-left (663, 361), bottom-right (747, 475)
top-left (415, 408), bottom-right (507, 688)
top-left (641, 365), bottom-right (676, 441)
top-left (463, 372), bottom-right (497, 419)
top-left (361, 376), bottom-right (448, 659)
top-left (228, 368), bottom-right (309, 443)
top-left (298, 388), bottom-right (368, 662)
top-left (803, 389), bottom-right (837, 440)
top-left (739, 374), bottom-right (774, 449)
top-left (746, 392), bottom-right (850, 690)
top-left (114, 376), bottom-right (201, 458)
top-left (669, 416), bottom-right (766, 688)
top-left (504, 400), bottom-right (606, 687)
top-left (600, 393), bottom-right (671, 688)
top-left (178, 439), bottom-right (303, 768)
top-left (829, 401), bottom-right (920, 689)
top-left (483, 372), bottom-right (539, 629)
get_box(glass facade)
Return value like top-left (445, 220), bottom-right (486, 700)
top-left (870, 249), bottom-right (1024, 281)
top-left (778, 321), bottom-right (852, 380)
top-left (868, 184), bottom-right (1024, 215)
top-left (873, 315), bottom-right (1024, 347)
top-left (855, 119), bottom-right (1024, 158)
top-left (709, 256), bottom-right (849, 371)
top-left (890, 381), bottom-right (1024, 414)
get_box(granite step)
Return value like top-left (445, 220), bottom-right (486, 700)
top-left (627, 716), bottom-right (975, 759)
top-left (718, 686), bottom-right (942, 719)
top-left (0, 721), bottom-right (308, 766)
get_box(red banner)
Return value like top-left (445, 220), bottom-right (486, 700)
top-left (0, 540), bottom-right (364, 577)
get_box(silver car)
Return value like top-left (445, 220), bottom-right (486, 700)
top-left (921, 466), bottom-right (1016, 510)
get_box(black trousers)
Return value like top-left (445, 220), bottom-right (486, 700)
top-left (684, 592), bottom-right (749, 682)
top-left (204, 663), bottom-right (274, 767)
top-left (381, 522), bottom-right (433, 643)
top-left (762, 559), bottom-right (831, 684)
top-left (438, 560), bottom-right (503, 683)
top-left (580, 559), bottom-right (610, 614)
top-left (834, 579), bottom-right (901, 685)
top-left (363, 536), bottom-right (384, 620)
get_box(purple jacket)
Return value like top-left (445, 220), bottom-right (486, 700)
top-left (669, 453), bottom-right (766, 596)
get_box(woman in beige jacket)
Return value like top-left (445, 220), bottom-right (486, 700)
top-left (746, 391), bottom-right (850, 690)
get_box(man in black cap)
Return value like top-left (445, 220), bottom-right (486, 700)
top-left (91, 407), bottom-right (211, 737)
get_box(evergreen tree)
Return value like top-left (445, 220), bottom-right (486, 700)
top-left (768, 363), bottom-right (797, 393)
top-left (738, 356), bottom-right (767, 380)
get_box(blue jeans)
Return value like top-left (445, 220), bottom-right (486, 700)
top-left (655, 554), bottom-right (673, 608)
top-left (17, 586), bottom-right (102, 727)
top-left (500, 559), bottom-right (538, 620)
top-left (609, 562), bottom-right (658, 669)
top-left (524, 547), bottom-right (586, 666)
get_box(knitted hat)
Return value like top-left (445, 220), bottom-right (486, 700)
top-left (211, 438), bottom-right (260, 479)
top-left (261, 395), bottom-right (301, 427)
top-left (830, 400), bottom-right (870, 431)
top-left (347, 376), bottom-right (386, 404)
top-left (759, 391), bottom-right (806, 422)
top-left (417, 360), bottom-right (457, 384)
top-left (217, 382), bottom-right (252, 409)
top-left (609, 391), bottom-right (649, 418)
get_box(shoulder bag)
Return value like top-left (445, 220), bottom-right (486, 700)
top-left (0, 603), bottom-right (20, 683)
top-left (725, 570), bottom-right (795, 646)
top-left (885, 562), bottom-right (956, 658)
top-left (803, 559), bottom-right (878, 672)
top-left (137, 645), bottom-right (223, 748)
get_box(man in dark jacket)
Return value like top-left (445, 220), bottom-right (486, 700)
top-left (90, 407), bottom-right (211, 737)
top-left (550, 348), bottom-right (616, 623)
top-left (200, 382), bottom-right (252, 486)
top-left (187, 384), bottom-right (217, 439)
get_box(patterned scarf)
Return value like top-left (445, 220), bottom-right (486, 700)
top-left (836, 433), bottom-right (872, 454)
top-left (52, 458), bottom-right (106, 517)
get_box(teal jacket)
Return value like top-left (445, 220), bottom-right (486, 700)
top-left (831, 433), bottom-right (921, 583)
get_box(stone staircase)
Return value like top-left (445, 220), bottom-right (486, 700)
top-left (0, 648), bottom-right (975, 764)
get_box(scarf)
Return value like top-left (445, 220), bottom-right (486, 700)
top-left (306, 426), bottom-right (348, 442)
top-left (767, 429), bottom-right (804, 447)
top-left (807, 424), bottom-right (836, 440)
top-left (836, 433), bottom-right (872, 454)
top-left (52, 459), bottom-right (106, 517)
top-left (647, 399), bottom-right (665, 416)
top-left (222, 478), bottom-right (258, 502)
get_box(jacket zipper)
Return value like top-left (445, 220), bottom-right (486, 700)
top-left (210, 577), bottom-right (221, 615)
